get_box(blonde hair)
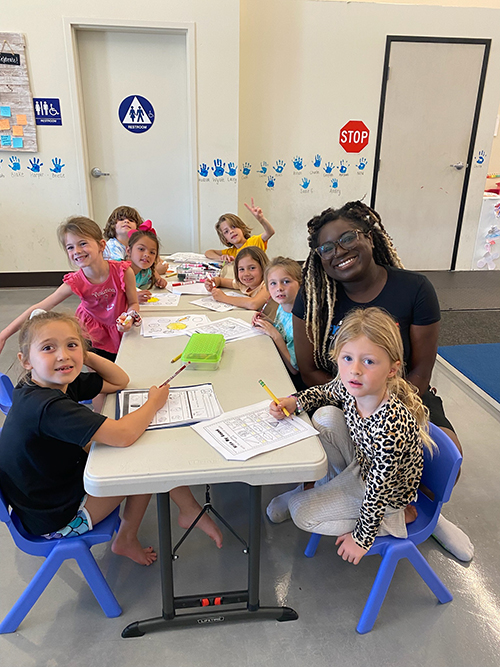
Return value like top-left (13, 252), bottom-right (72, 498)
top-left (234, 246), bottom-right (269, 288)
top-left (331, 307), bottom-right (435, 453)
top-left (264, 256), bottom-right (302, 288)
top-left (104, 206), bottom-right (143, 240)
top-left (57, 216), bottom-right (103, 249)
top-left (18, 311), bottom-right (89, 384)
top-left (216, 213), bottom-right (252, 247)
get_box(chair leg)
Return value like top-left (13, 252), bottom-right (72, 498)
top-left (304, 533), bottom-right (322, 558)
top-left (0, 550), bottom-right (66, 634)
top-left (406, 547), bottom-right (453, 604)
top-left (73, 544), bottom-right (122, 617)
top-left (356, 549), bottom-right (399, 634)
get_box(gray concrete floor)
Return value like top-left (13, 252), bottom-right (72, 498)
top-left (0, 288), bottom-right (499, 666)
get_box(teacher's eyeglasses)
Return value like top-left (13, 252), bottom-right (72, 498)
top-left (315, 229), bottom-right (368, 260)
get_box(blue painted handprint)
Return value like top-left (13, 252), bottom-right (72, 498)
top-left (257, 161), bottom-right (268, 174)
top-left (28, 158), bottom-right (43, 173)
top-left (339, 160), bottom-right (350, 174)
top-left (273, 159), bottom-right (286, 174)
top-left (331, 178), bottom-right (339, 189)
top-left (313, 154), bottom-right (321, 168)
top-left (198, 163), bottom-right (209, 177)
top-left (323, 162), bottom-right (334, 174)
top-left (9, 156), bottom-right (21, 171)
top-left (300, 178), bottom-right (310, 190)
top-left (356, 158), bottom-right (367, 171)
top-left (266, 175), bottom-right (275, 188)
top-left (241, 162), bottom-right (251, 176)
top-left (226, 162), bottom-right (237, 176)
top-left (212, 159), bottom-right (225, 177)
top-left (476, 150), bottom-right (486, 165)
top-left (50, 157), bottom-right (65, 173)
top-left (292, 156), bottom-right (304, 171)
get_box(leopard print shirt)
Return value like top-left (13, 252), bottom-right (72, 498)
top-left (296, 378), bottom-right (424, 550)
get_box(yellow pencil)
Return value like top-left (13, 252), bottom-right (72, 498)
top-left (258, 379), bottom-right (291, 417)
top-left (170, 353), bottom-right (182, 363)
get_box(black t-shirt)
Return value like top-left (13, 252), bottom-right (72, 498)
top-left (293, 266), bottom-right (441, 371)
top-left (0, 373), bottom-right (107, 535)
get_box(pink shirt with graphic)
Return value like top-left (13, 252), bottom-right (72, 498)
top-left (63, 260), bottom-right (131, 354)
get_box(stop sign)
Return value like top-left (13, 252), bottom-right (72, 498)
top-left (339, 120), bottom-right (370, 153)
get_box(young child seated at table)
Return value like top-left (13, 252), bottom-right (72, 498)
top-left (0, 311), bottom-right (223, 567)
top-left (127, 222), bottom-right (168, 303)
top-left (204, 198), bottom-right (275, 262)
top-left (252, 256), bottom-right (302, 381)
top-left (204, 247), bottom-right (274, 313)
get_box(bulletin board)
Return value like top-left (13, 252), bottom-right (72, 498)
top-left (0, 32), bottom-right (37, 152)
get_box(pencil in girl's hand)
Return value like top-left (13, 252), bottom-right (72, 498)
top-left (258, 379), bottom-right (291, 417)
top-left (160, 362), bottom-right (191, 388)
top-left (256, 297), bottom-right (271, 318)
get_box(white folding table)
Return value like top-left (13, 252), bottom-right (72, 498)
top-left (85, 314), bottom-right (327, 637)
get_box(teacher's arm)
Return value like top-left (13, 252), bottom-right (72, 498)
top-left (407, 321), bottom-right (440, 396)
top-left (293, 314), bottom-right (332, 387)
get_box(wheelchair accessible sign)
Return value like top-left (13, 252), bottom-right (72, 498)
top-left (118, 95), bottom-right (155, 133)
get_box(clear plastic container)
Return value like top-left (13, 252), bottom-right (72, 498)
top-left (181, 333), bottom-right (225, 370)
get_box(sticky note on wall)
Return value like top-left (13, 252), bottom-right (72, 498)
top-left (16, 114), bottom-right (27, 126)
top-left (12, 137), bottom-right (23, 148)
top-left (12, 126), bottom-right (23, 137)
top-left (1, 135), bottom-right (12, 146)
top-left (0, 106), bottom-right (11, 117)
top-left (0, 119), bottom-right (10, 131)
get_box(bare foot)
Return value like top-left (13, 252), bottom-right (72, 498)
top-left (111, 535), bottom-right (157, 565)
top-left (178, 505), bottom-right (223, 548)
top-left (405, 504), bottom-right (418, 524)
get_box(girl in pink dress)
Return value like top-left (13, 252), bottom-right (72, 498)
top-left (0, 217), bottom-right (140, 361)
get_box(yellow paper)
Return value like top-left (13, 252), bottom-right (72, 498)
top-left (0, 119), bottom-right (10, 130)
top-left (12, 126), bottom-right (24, 137)
top-left (16, 114), bottom-right (27, 126)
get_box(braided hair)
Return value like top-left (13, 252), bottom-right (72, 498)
top-left (302, 201), bottom-right (404, 372)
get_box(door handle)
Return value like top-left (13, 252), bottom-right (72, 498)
top-left (91, 167), bottom-right (110, 178)
top-left (450, 162), bottom-right (466, 170)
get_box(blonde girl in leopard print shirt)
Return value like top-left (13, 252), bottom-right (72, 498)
top-left (268, 307), bottom-right (436, 565)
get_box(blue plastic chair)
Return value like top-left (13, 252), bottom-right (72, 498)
top-left (304, 423), bottom-right (463, 633)
top-left (0, 484), bottom-right (122, 633)
top-left (0, 372), bottom-right (14, 416)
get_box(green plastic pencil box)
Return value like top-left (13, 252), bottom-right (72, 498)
top-left (181, 333), bottom-right (225, 370)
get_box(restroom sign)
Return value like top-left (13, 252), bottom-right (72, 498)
top-left (339, 120), bottom-right (370, 153)
top-left (118, 95), bottom-right (155, 134)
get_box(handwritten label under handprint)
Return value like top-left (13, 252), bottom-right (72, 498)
top-left (266, 175), bottom-right (275, 189)
top-left (339, 159), bottom-right (350, 176)
top-left (9, 156), bottom-right (23, 177)
top-left (257, 161), bottom-right (268, 175)
top-left (50, 157), bottom-right (66, 178)
top-left (226, 162), bottom-right (237, 177)
top-left (356, 157), bottom-right (367, 174)
top-left (293, 156), bottom-right (305, 171)
top-left (198, 162), bottom-right (210, 178)
top-left (323, 161), bottom-right (335, 175)
top-left (212, 159), bottom-right (225, 178)
top-left (300, 177), bottom-right (310, 190)
top-left (273, 159), bottom-right (286, 174)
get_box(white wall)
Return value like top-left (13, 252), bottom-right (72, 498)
top-left (0, 0), bottom-right (239, 272)
top-left (238, 0), bottom-right (500, 268)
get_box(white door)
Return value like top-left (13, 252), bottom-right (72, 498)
top-left (372, 39), bottom-right (488, 270)
top-left (75, 28), bottom-right (195, 252)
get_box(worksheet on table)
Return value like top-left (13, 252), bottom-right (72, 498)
top-left (190, 317), bottom-right (263, 342)
top-left (141, 314), bottom-right (210, 338)
top-left (140, 292), bottom-right (181, 307)
top-left (117, 384), bottom-right (222, 429)
top-left (192, 400), bottom-right (319, 460)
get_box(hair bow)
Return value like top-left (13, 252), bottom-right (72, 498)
top-left (128, 219), bottom-right (156, 238)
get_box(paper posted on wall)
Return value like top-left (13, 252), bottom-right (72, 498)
top-left (191, 400), bottom-right (318, 461)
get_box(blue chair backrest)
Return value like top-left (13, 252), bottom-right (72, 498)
top-left (422, 424), bottom-right (462, 506)
top-left (0, 484), bottom-right (11, 526)
top-left (0, 373), bottom-right (14, 415)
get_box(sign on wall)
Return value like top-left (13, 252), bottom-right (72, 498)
top-left (33, 98), bottom-right (62, 126)
top-left (339, 120), bottom-right (370, 153)
top-left (118, 95), bottom-right (155, 133)
top-left (0, 33), bottom-right (37, 151)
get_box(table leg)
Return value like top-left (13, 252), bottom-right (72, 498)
top-left (121, 486), bottom-right (297, 638)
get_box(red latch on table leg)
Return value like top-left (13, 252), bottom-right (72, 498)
top-left (201, 598), bottom-right (210, 607)
top-left (214, 597), bottom-right (222, 605)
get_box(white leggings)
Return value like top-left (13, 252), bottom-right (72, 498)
top-left (288, 406), bottom-right (407, 539)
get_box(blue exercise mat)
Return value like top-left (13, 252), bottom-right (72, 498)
top-left (438, 343), bottom-right (500, 404)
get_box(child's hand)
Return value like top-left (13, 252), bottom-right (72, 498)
top-left (205, 275), bottom-right (215, 292)
top-left (147, 384), bottom-right (170, 411)
top-left (155, 276), bottom-right (167, 289)
top-left (252, 312), bottom-right (272, 327)
top-left (156, 260), bottom-right (169, 275)
top-left (116, 312), bottom-right (134, 332)
top-left (269, 396), bottom-right (297, 420)
top-left (222, 254), bottom-right (235, 262)
top-left (137, 290), bottom-right (152, 303)
top-left (335, 533), bottom-right (368, 565)
top-left (211, 288), bottom-right (226, 302)
top-left (244, 197), bottom-right (265, 224)
top-left (253, 318), bottom-right (278, 340)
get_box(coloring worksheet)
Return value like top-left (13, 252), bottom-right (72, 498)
top-left (118, 384), bottom-right (222, 430)
top-left (191, 400), bottom-right (319, 460)
top-left (190, 317), bottom-right (263, 342)
top-left (167, 283), bottom-right (208, 295)
top-left (164, 252), bottom-right (211, 263)
top-left (141, 292), bottom-right (180, 308)
top-left (141, 314), bottom-right (210, 338)
top-left (190, 296), bottom-right (235, 312)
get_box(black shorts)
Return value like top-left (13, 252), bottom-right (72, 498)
top-left (421, 388), bottom-right (455, 433)
top-left (89, 347), bottom-right (117, 363)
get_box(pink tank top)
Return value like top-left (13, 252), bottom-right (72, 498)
top-left (63, 260), bottom-right (130, 354)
